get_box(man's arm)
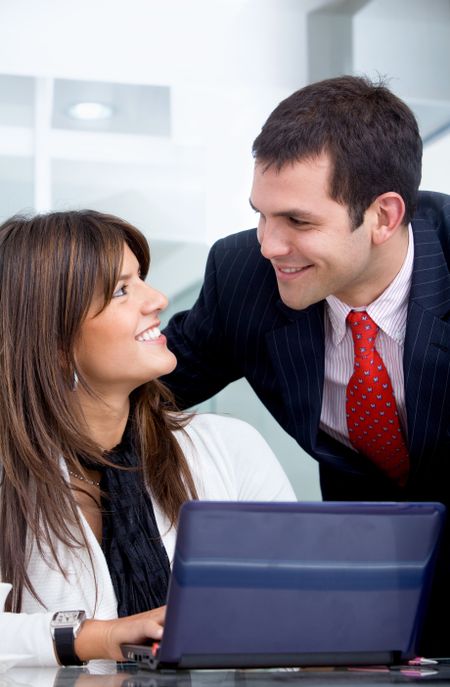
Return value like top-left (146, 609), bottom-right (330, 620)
top-left (162, 238), bottom-right (243, 408)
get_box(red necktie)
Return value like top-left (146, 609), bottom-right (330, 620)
top-left (346, 310), bottom-right (409, 486)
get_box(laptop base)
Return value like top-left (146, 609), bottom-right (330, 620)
top-left (121, 644), bottom-right (404, 670)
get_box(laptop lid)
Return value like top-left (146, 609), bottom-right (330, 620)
top-left (122, 501), bottom-right (445, 669)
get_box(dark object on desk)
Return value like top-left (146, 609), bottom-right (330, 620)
top-left (121, 501), bottom-right (445, 670)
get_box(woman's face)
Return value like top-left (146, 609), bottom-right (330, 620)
top-left (75, 243), bottom-right (177, 396)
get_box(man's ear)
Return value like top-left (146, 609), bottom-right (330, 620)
top-left (370, 193), bottom-right (406, 245)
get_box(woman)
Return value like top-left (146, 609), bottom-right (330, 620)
top-left (0, 210), bottom-right (295, 666)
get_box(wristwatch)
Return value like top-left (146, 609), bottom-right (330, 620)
top-left (50, 610), bottom-right (87, 666)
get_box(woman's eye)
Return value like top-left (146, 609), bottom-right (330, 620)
top-left (112, 284), bottom-right (128, 298)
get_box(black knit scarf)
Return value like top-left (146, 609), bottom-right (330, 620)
top-left (98, 422), bottom-right (171, 617)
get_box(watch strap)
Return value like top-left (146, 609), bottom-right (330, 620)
top-left (53, 626), bottom-right (83, 666)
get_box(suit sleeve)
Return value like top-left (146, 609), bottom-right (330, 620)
top-left (162, 239), bottom-right (243, 408)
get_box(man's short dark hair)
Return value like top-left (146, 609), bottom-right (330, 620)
top-left (252, 75), bottom-right (422, 228)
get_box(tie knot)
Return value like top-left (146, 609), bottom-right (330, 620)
top-left (347, 310), bottom-right (378, 356)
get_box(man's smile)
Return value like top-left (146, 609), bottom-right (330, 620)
top-left (273, 263), bottom-right (314, 281)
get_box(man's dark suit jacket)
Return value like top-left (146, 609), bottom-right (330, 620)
top-left (163, 190), bottom-right (450, 655)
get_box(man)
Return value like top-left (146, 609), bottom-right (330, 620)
top-left (163, 76), bottom-right (450, 654)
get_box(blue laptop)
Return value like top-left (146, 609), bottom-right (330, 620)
top-left (121, 501), bottom-right (445, 669)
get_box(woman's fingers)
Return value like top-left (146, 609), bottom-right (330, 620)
top-left (106, 614), bottom-right (164, 661)
top-left (133, 605), bottom-right (166, 626)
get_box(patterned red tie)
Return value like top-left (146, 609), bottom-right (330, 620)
top-left (346, 310), bottom-right (409, 486)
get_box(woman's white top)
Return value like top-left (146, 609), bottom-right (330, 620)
top-left (0, 414), bottom-right (296, 665)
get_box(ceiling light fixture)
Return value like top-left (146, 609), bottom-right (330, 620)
top-left (67, 102), bottom-right (114, 121)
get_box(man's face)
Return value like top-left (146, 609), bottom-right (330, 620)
top-left (250, 154), bottom-right (376, 310)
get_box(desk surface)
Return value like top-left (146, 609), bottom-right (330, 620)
top-left (4, 663), bottom-right (450, 687)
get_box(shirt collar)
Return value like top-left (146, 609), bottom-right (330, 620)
top-left (326, 224), bottom-right (414, 346)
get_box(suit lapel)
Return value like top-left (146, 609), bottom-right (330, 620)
top-left (404, 213), bottom-right (450, 476)
top-left (265, 302), bottom-right (325, 454)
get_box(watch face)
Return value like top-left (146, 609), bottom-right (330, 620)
top-left (53, 611), bottom-right (84, 625)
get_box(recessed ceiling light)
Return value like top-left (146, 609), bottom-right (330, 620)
top-left (67, 102), bottom-right (114, 121)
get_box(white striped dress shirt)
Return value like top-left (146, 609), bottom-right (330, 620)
top-left (320, 224), bottom-right (414, 450)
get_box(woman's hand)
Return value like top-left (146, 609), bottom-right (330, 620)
top-left (74, 606), bottom-right (165, 662)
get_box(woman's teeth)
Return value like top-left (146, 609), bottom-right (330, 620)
top-left (136, 326), bottom-right (161, 342)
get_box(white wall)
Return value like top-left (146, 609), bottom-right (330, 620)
top-left (421, 131), bottom-right (450, 193)
top-left (353, 0), bottom-right (450, 102)
top-left (353, 0), bottom-right (450, 202)
top-left (0, 0), bottom-right (329, 243)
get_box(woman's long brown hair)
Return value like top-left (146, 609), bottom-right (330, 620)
top-left (0, 210), bottom-right (197, 611)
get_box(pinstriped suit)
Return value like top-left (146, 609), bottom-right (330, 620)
top-left (164, 190), bottom-right (450, 654)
